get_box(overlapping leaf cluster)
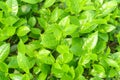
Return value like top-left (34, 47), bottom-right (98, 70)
top-left (0, 0), bottom-right (120, 80)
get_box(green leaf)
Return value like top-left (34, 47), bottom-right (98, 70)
top-left (22, 74), bottom-right (30, 80)
top-left (14, 18), bottom-right (27, 27)
top-left (17, 39), bottom-right (26, 54)
top-left (116, 32), bottom-right (120, 44)
top-left (65, 0), bottom-right (84, 14)
top-left (51, 63), bottom-right (64, 78)
top-left (75, 65), bottom-right (84, 77)
top-left (59, 16), bottom-right (70, 28)
top-left (2, 16), bottom-right (18, 26)
top-left (64, 24), bottom-right (78, 36)
top-left (26, 41), bottom-right (41, 56)
top-left (0, 1), bottom-right (9, 15)
top-left (0, 43), bottom-right (10, 61)
top-left (62, 64), bottom-right (69, 73)
top-left (0, 62), bottom-right (8, 73)
top-left (6, 0), bottom-right (18, 16)
top-left (78, 53), bottom-right (91, 66)
top-left (93, 19), bottom-right (107, 24)
top-left (0, 26), bottom-right (16, 41)
top-left (22, 0), bottom-right (43, 4)
top-left (111, 52), bottom-right (120, 63)
top-left (0, 72), bottom-right (8, 80)
top-left (80, 22), bottom-right (97, 33)
top-left (90, 53), bottom-right (98, 61)
top-left (17, 26), bottom-right (30, 36)
top-left (83, 5), bottom-right (95, 10)
top-left (28, 57), bottom-right (35, 69)
top-left (56, 52), bottom-right (73, 63)
top-left (56, 45), bottom-right (69, 54)
top-left (76, 75), bottom-right (86, 80)
top-left (105, 58), bottom-right (119, 68)
top-left (108, 68), bottom-right (116, 77)
top-left (36, 49), bottom-right (55, 64)
top-left (90, 76), bottom-right (102, 80)
top-left (70, 38), bottom-right (85, 56)
top-left (17, 52), bottom-right (29, 73)
top-left (61, 73), bottom-right (72, 80)
top-left (28, 16), bottom-right (36, 27)
top-left (37, 63), bottom-right (50, 73)
top-left (69, 66), bottom-right (75, 79)
top-left (31, 28), bottom-right (41, 35)
top-left (98, 33), bottom-right (108, 42)
top-left (93, 39), bottom-right (106, 53)
top-left (101, 0), bottom-right (117, 16)
top-left (38, 17), bottom-right (48, 30)
top-left (33, 67), bottom-right (41, 74)
top-left (0, 11), bottom-right (3, 21)
top-left (20, 4), bottom-right (31, 14)
top-left (43, 0), bottom-right (56, 8)
top-left (38, 72), bottom-right (47, 80)
top-left (8, 56), bottom-right (18, 68)
top-left (50, 7), bottom-right (63, 22)
top-left (20, 35), bottom-right (28, 43)
top-left (91, 64), bottom-right (106, 78)
top-left (83, 31), bottom-right (98, 50)
top-left (45, 24), bottom-right (62, 41)
top-left (25, 45), bottom-right (35, 57)
top-left (41, 33), bottom-right (58, 49)
top-left (9, 73), bottom-right (23, 80)
top-left (70, 16), bottom-right (80, 26)
top-left (98, 24), bottom-right (116, 33)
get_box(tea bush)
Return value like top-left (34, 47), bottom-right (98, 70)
top-left (0, 0), bottom-right (120, 80)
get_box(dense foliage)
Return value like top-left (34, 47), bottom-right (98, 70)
top-left (0, 0), bottom-right (120, 80)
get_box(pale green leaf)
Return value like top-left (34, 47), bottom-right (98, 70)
top-left (22, 0), bottom-right (42, 4)
top-left (101, 0), bottom-right (117, 15)
top-left (17, 39), bottom-right (26, 54)
top-left (36, 49), bottom-right (55, 64)
top-left (6, 0), bottom-right (18, 15)
top-left (59, 16), bottom-right (70, 28)
top-left (17, 26), bottom-right (30, 36)
top-left (56, 45), bottom-right (69, 54)
top-left (17, 53), bottom-right (29, 73)
top-left (98, 24), bottom-right (116, 33)
top-left (9, 73), bottom-right (23, 80)
top-left (105, 58), bottom-right (119, 68)
top-left (91, 64), bottom-right (106, 78)
top-left (43, 0), bottom-right (56, 8)
top-left (41, 33), bottom-right (58, 49)
top-left (83, 31), bottom-right (98, 50)
top-left (0, 43), bottom-right (10, 61)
